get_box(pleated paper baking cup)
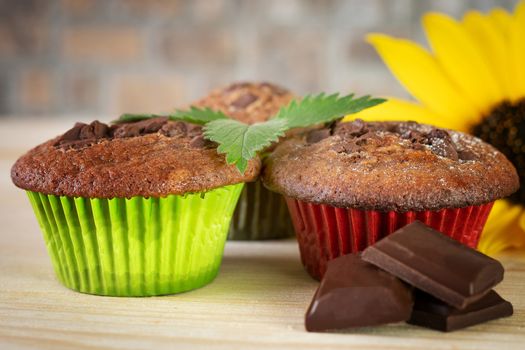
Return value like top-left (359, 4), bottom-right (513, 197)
top-left (26, 183), bottom-right (244, 296)
top-left (285, 197), bottom-right (494, 280)
top-left (228, 181), bottom-right (294, 240)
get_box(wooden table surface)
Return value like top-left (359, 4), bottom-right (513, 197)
top-left (1, 119), bottom-right (524, 350)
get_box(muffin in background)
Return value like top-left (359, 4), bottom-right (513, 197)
top-left (263, 119), bottom-right (519, 280)
top-left (11, 117), bottom-right (259, 296)
top-left (193, 82), bottom-right (295, 240)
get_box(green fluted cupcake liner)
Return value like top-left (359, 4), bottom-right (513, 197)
top-left (228, 181), bottom-right (294, 240)
top-left (26, 183), bottom-right (244, 296)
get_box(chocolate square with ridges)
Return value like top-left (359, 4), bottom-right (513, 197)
top-left (362, 221), bottom-right (504, 309)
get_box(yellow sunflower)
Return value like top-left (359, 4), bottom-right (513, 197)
top-left (344, 1), bottom-right (525, 256)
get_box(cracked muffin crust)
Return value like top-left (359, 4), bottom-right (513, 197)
top-left (262, 120), bottom-right (519, 212)
top-left (12, 118), bottom-right (260, 198)
top-left (192, 82), bottom-right (295, 124)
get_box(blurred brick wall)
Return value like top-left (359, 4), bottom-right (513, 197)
top-left (0, 0), bottom-right (517, 117)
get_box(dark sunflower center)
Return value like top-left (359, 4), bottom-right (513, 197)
top-left (472, 98), bottom-right (525, 204)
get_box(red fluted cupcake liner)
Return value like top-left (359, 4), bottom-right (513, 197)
top-left (285, 198), bottom-right (494, 280)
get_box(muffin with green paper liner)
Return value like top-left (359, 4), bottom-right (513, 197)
top-left (11, 117), bottom-right (259, 296)
top-left (192, 82), bottom-right (296, 240)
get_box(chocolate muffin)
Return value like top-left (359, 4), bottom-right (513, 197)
top-left (193, 81), bottom-right (293, 124)
top-left (262, 119), bottom-right (519, 279)
top-left (12, 117), bottom-right (259, 296)
top-left (193, 82), bottom-right (295, 240)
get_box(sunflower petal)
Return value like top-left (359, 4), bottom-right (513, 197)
top-left (366, 34), bottom-right (477, 123)
top-left (488, 8), bottom-right (512, 34)
top-left (462, 11), bottom-right (512, 99)
top-left (509, 1), bottom-right (525, 101)
top-left (518, 212), bottom-right (525, 241)
top-left (423, 13), bottom-right (503, 114)
top-left (342, 97), bottom-right (468, 130)
top-left (478, 200), bottom-right (525, 256)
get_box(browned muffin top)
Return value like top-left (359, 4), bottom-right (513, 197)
top-left (192, 82), bottom-right (294, 124)
top-left (12, 118), bottom-right (260, 198)
top-left (262, 120), bottom-right (519, 211)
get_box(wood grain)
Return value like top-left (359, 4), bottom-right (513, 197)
top-left (1, 119), bottom-right (524, 350)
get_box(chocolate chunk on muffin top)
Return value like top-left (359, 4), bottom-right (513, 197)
top-left (11, 118), bottom-right (260, 198)
top-left (192, 82), bottom-right (294, 124)
top-left (262, 120), bottom-right (519, 212)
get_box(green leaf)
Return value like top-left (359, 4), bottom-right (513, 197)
top-left (169, 107), bottom-right (228, 125)
top-left (113, 113), bottom-right (158, 124)
top-left (113, 107), bottom-right (228, 125)
top-left (274, 93), bottom-right (386, 129)
top-left (203, 118), bottom-right (288, 173)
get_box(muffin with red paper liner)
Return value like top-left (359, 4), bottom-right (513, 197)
top-left (262, 119), bottom-right (519, 280)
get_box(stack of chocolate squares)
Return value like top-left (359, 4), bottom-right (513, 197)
top-left (305, 221), bottom-right (513, 332)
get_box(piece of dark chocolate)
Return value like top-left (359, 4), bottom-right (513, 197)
top-left (305, 254), bottom-right (413, 332)
top-left (408, 289), bottom-right (513, 332)
top-left (362, 221), bottom-right (504, 309)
